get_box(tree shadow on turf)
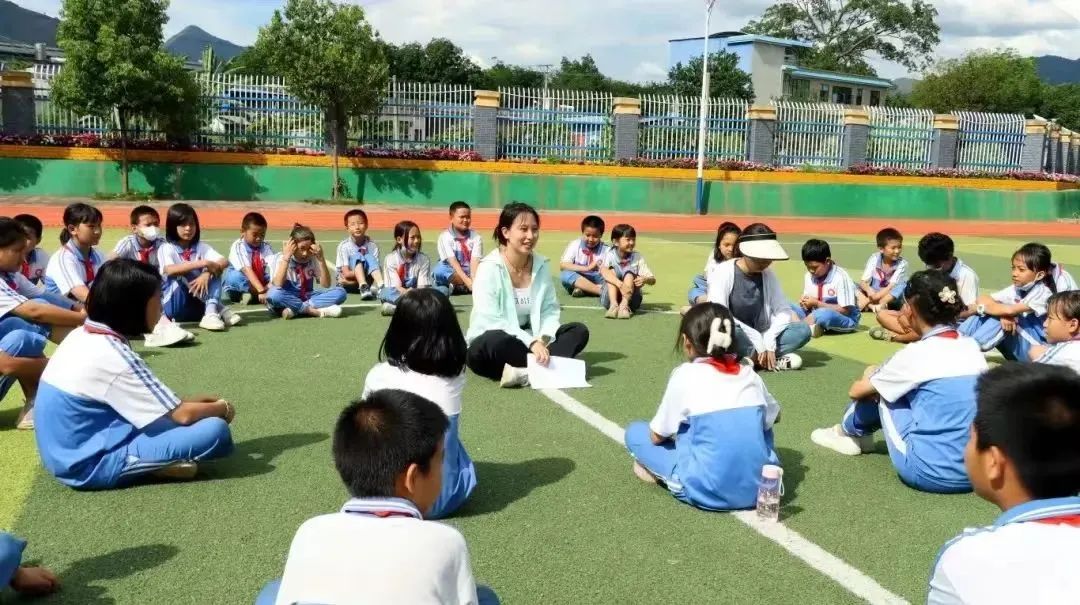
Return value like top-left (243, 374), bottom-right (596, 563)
top-left (639, 302), bottom-right (673, 313)
top-left (795, 349), bottom-right (831, 369)
top-left (201, 432), bottom-right (329, 481)
top-left (454, 458), bottom-right (576, 517)
top-left (776, 447), bottom-right (808, 520)
top-left (51, 543), bottom-right (179, 604)
top-left (581, 351), bottom-right (627, 378)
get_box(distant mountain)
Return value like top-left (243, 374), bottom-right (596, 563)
top-left (1035, 56), bottom-right (1080, 85)
top-left (0, 0), bottom-right (59, 46)
top-left (165, 25), bottom-right (245, 65)
top-left (892, 77), bottom-right (918, 95)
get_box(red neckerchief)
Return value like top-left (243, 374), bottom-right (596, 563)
top-left (702, 355), bottom-right (741, 375)
top-left (20, 259), bottom-right (30, 278)
top-left (295, 260), bottom-right (312, 300)
top-left (396, 252), bottom-right (411, 285)
top-left (618, 251), bottom-right (632, 268)
top-left (3, 272), bottom-right (18, 290)
top-left (353, 236), bottom-right (368, 256)
top-left (249, 244), bottom-right (264, 277)
top-left (876, 255), bottom-right (897, 287)
top-left (580, 240), bottom-right (599, 264)
top-left (138, 240), bottom-right (155, 264)
top-left (812, 264), bottom-right (832, 301)
top-left (83, 321), bottom-right (127, 343)
top-left (179, 245), bottom-right (195, 262)
top-left (1035, 514), bottom-right (1080, 527)
top-left (924, 326), bottom-right (959, 339)
top-left (454, 229), bottom-right (472, 266)
top-left (69, 243), bottom-right (95, 282)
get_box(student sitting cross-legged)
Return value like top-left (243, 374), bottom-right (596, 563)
top-left (265, 224), bottom-right (346, 320)
top-left (34, 259), bottom-right (236, 490)
top-left (256, 390), bottom-right (499, 605)
top-left (811, 270), bottom-right (988, 494)
top-left (927, 363), bottom-right (1080, 604)
top-left (363, 288), bottom-right (476, 519)
top-left (223, 211), bottom-right (274, 305)
top-left (625, 302), bottom-right (781, 511)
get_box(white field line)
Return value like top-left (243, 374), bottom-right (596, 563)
top-left (537, 388), bottom-right (909, 605)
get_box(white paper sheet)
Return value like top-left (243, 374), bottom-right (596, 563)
top-left (527, 354), bottom-right (591, 389)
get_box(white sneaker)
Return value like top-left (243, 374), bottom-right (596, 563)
top-left (810, 323), bottom-right (824, 338)
top-left (281, 308), bottom-right (295, 320)
top-left (811, 424), bottom-right (873, 456)
top-left (319, 305), bottom-right (343, 318)
top-left (776, 353), bottom-right (803, 371)
top-left (358, 285), bottom-right (375, 301)
top-left (380, 303), bottom-right (396, 317)
top-left (199, 313), bottom-right (226, 331)
top-left (143, 320), bottom-right (189, 348)
top-left (499, 364), bottom-right (529, 388)
top-left (221, 307), bottom-right (243, 327)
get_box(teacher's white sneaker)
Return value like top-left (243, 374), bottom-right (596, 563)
top-left (499, 364), bottom-right (529, 388)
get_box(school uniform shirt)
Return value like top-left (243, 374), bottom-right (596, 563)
top-left (990, 282), bottom-right (1053, 317)
top-left (869, 329), bottom-right (988, 490)
top-left (22, 247), bottom-right (49, 284)
top-left (0, 273), bottom-right (32, 319)
top-left (335, 236), bottom-right (380, 272)
top-left (156, 241), bottom-right (225, 280)
top-left (268, 254), bottom-right (325, 299)
top-left (1052, 263), bottom-right (1077, 292)
top-left (44, 243), bottom-right (105, 297)
top-left (861, 253), bottom-right (908, 291)
top-left (802, 264), bottom-right (858, 309)
top-left (560, 238), bottom-right (609, 268)
top-left (706, 259), bottom-right (794, 353)
top-left (227, 239), bottom-right (274, 275)
top-left (112, 235), bottom-right (163, 267)
top-left (362, 363), bottom-right (476, 517)
top-left (1035, 340), bottom-right (1080, 374)
top-left (33, 321), bottom-right (181, 488)
top-left (437, 229), bottom-right (483, 269)
top-left (601, 249), bottom-right (654, 278)
top-left (273, 497), bottom-right (481, 605)
top-left (650, 358), bottom-right (781, 510)
top-left (702, 254), bottom-right (723, 274)
top-left (384, 250), bottom-right (433, 289)
top-left (928, 496), bottom-right (1080, 605)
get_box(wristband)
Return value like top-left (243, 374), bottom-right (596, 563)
top-left (976, 304), bottom-right (986, 317)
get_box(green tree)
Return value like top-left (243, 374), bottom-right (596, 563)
top-left (384, 38), bottom-right (483, 86)
top-left (551, 55), bottom-right (608, 91)
top-left (667, 52), bottom-right (754, 101)
top-left (52, 0), bottom-right (200, 193)
top-left (1041, 84), bottom-right (1080, 132)
top-left (478, 61), bottom-right (546, 89)
top-left (910, 50), bottom-right (1043, 115)
top-left (251, 0), bottom-right (389, 199)
top-left (745, 0), bottom-right (940, 74)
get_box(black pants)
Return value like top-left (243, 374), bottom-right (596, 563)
top-left (467, 323), bottom-right (590, 381)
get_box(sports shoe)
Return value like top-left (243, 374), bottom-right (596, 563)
top-left (632, 462), bottom-right (658, 484)
top-left (151, 461), bottom-right (199, 481)
top-left (358, 284), bottom-right (375, 301)
top-left (281, 308), bottom-right (296, 320)
top-left (199, 313), bottom-right (226, 331)
top-left (571, 287), bottom-right (585, 298)
top-left (811, 323), bottom-right (824, 338)
top-left (869, 327), bottom-right (892, 341)
top-left (381, 303), bottom-right (396, 317)
top-left (776, 353), bottom-right (803, 371)
top-left (15, 402), bottom-right (34, 430)
top-left (221, 307), bottom-right (243, 327)
top-left (319, 305), bottom-right (343, 318)
top-left (499, 364), bottom-right (529, 388)
top-left (143, 320), bottom-right (190, 348)
top-left (617, 307), bottom-right (632, 319)
top-left (811, 424), bottom-right (873, 456)
top-left (605, 306), bottom-right (618, 319)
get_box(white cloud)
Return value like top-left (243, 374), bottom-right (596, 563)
top-left (12, 0), bottom-right (1080, 83)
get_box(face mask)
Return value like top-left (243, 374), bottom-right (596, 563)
top-left (138, 226), bottom-right (160, 241)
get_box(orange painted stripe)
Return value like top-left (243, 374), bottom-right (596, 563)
top-left (1, 145), bottom-right (1074, 191)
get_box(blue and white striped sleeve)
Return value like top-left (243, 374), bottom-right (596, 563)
top-left (112, 236), bottom-right (133, 260)
top-left (0, 281), bottom-right (28, 319)
top-left (837, 270), bottom-right (858, 308)
top-left (334, 240), bottom-right (350, 271)
top-left (228, 240), bottom-right (248, 269)
top-left (102, 338), bottom-right (181, 429)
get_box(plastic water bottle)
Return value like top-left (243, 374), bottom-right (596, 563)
top-left (756, 464), bottom-right (783, 522)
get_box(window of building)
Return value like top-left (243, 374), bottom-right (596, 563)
top-left (870, 90), bottom-right (881, 106)
top-left (787, 78), bottom-right (811, 101)
top-left (832, 86), bottom-right (853, 105)
top-left (819, 84), bottom-right (830, 102)
top-left (856, 88), bottom-right (864, 105)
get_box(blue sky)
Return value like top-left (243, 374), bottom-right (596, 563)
top-left (13, 0), bottom-right (1080, 81)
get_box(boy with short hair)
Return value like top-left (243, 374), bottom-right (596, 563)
top-left (258, 390), bottom-right (499, 605)
top-left (335, 208), bottom-right (384, 300)
top-left (560, 215), bottom-right (609, 298)
top-left (928, 363), bottom-right (1080, 604)
top-left (110, 206), bottom-right (163, 266)
top-left (600, 224), bottom-right (655, 319)
top-left (857, 227), bottom-right (907, 312)
top-left (873, 232), bottom-right (979, 343)
top-left (435, 201), bottom-right (482, 294)
top-left (796, 239), bottom-right (860, 338)
top-left (223, 212), bottom-right (274, 304)
top-left (13, 214), bottom-right (49, 285)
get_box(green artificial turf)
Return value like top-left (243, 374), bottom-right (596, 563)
top-left (0, 226), bottom-right (1075, 603)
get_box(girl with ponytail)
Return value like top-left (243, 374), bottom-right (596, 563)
top-left (44, 202), bottom-right (104, 304)
top-left (624, 302), bottom-right (782, 511)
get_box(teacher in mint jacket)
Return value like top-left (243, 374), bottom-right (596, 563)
top-left (466, 202), bottom-right (590, 387)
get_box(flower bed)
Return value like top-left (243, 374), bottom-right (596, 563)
top-left (0, 135), bottom-right (1075, 183)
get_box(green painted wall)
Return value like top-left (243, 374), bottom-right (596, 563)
top-left (2, 156), bottom-right (1078, 222)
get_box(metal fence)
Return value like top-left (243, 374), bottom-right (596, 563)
top-left (31, 63), bottom-right (164, 138)
top-left (953, 111), bottom-right (1026, 172)
top-left (773, 102), bottom-right (846, 167)
top-left (196, 73), bottom-right (322, 149)
top-left (497, 87), bottom-right (612, 161)
top-left (638, 94), bottom-right (748, 161)
top-left (351, 80), bottom-right (474, 151)
top-left (865, 107), bottom-right (935, 169)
